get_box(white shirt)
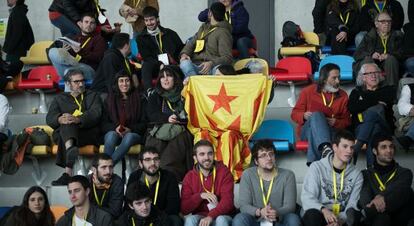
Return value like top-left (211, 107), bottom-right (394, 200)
top-left (74, 214), bottom-right (93, 226)
top-left (0, 94), bottom-right (9, 135)
top-left (397, 85), bottom-right (414, 116)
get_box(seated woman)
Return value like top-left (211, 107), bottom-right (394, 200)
top-left (101, 70), bottom-right (147, 165)
top-left (198, 0), bottom-right (253, 59)
top-left (1, 186), bottom-right (55, 226)
top-left (325, 0), bottom-right (359, 54)
top-left (146, 66), bottom-right (193, 181)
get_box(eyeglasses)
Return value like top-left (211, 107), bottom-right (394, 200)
top-left (377, 20), bottom-right (392, 24)
top-left (363, 71), bottom-right (381, 77)
top-left (257, 152), bottom-right (275, 159)
top-left (71, 79), bottom-right (85, 84)
top-left (142, 157), bottom-right (160, 162)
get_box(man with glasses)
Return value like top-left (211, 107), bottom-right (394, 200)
top-left (127, 146), bottom-right (182, 226)
top-left (348, 63), bottom-right (396, 166)
top-left (233, 139), bottom-right (302, 226)
top-left (47, 69), bottom-right (102, 186)
top-left (354, 12), bottom-right (403, 86)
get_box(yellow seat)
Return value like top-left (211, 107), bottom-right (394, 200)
top-left (98, 144), bottom-right (142, 155)
top-left (50, 205), bottom-right (68, 220)
top-left (233, 58), bottom-right (269, 75)
top-left (20, 41), bottom-right (53, 65)
top-left (279, 32), bottom-right (320, 56)
top-left (52, 145), bottom-right (98, 156)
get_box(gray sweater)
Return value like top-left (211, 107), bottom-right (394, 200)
top-left (239, 166), bottom-right (297, 220)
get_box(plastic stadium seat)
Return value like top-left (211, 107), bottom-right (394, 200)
top-left (58, 79), bottom-right (93, 90)
top-left (20, 41), bottom-right (54, 65)
top-left (279, 32), bottom-right (320, 57)
top-left (314, 55), bottom-right (355, 81)
top-left (0, 206), bottom-right (12, 220)
top-left (50, 205), bottom-right (68, 220)
top-left (4, 73), bottom-right (22, 91)
top-left (129, 39), bottom-right (139, 61)
top-left (233, 58), bottom-right (269, 75)
top-left (98, 145), bottom-right (142, 155)
top-left (250, 119), bottom-right (295, 152)
top-left (232, 36), bottom-right (258, 58)
top-left (321, 45), bottom-right (356, 55)
top-left (295, 140), bottom-right (309, 152)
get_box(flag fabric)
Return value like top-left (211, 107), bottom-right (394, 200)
top-left (184, 74), bottom-right (272, 180)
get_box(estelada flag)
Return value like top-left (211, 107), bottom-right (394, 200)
top-left (184, 74), bottom-right (273, 180)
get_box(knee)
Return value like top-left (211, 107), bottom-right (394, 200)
top-left (104, 131), bottom-right (119, 143)
top-left (184, 215), bottom-right (200, 226)
top-left (236, 37), bottom-right (251, 48)
top-left (405, 58), bottom-right (414, 72)
top-left (282, 213), bottom-right (302, 226)
top-left (309, 111), bottom-right (326, 121)
top-left (122, 133), bottom-right (140, 144)
top-left (48, 48), bottom-right (61, 62)
top-left (215, 215), bottom-right (231, 226)
top-left (232, 213), bottom-right (251, 226)
top-left (302, 208), bottom-right (323, 222)
top-left (180, 59), bottom-right (192, 68)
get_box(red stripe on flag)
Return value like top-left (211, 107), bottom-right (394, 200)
top-left (252, 91), bottom-right (264, 126)
top-left (189, 93), bottom-right (200, 128)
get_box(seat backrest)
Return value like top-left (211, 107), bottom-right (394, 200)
top-left (275, 57), bottom-right (312, 75)
top-left (129, 39), bottom-right (139, 60)
top-left (251, 119), bottom-right (295, 144)
top-left (234, 58), bottom-right (269, 75)
top-left (50, 205), bottom-right (68, 221)
top-left (0, 206), bottom-right (12, 220)
top-left (28, 41), bottom-right (54, 58)
top-left (303, 32), bottom-right (319, 45)
top-left (317, 55), bottom-right (354, 76)
top-left (27, 66), bottom-right (60, 83)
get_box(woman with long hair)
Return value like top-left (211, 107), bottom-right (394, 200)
top-left (2, 186), bottom-right (55, 226)
top-left (101, 70), bottom-right (147, 164)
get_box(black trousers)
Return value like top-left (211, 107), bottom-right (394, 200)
top-left (303, 208), bottom-right (360, 226)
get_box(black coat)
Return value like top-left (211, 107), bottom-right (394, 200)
top-left (115, 208), bottom-right (169, 226)
top-left (49, 0), bottom-right (96, 23)
top-left (312, 0), bottom-right (332, 33)
top-left (403, 22), bottom-right (414, 58)
top-left (325, 2), bottom-right (359, 37)
top-left (3, 4), bottom-right (34, 57)
top-left (409, 0), bottom-right (414, 23)
top-left (359, 0), bottom-right (404, 31)
top-left (56, 204), bottom-right (113, 226)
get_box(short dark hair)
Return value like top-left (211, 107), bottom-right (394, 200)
top-left (371, 133), bottom-right (393, 151)
top-left (217, 64), bottom-right (237, 75)
top-left (142, 6), bottom-right (159, 18)
top-left (332, 129), bottom-right (355, 146)
top-left (193, 139), bottom-right (214, 155)
top-left (91, 153), bottom-right (113, 169)
top-left (209, 2), bottom-right (226, 22)
top-left (139, 146), bottom-right (161, 161)
top-left (111, 33), bottom-right (130, 50)
top-left (251, 139), bottom-right (276, 162)
top-left (317, 63), bottom-right (340, 91)
top-left (63, 68), bottom-right (84, 82)
top-left (16, 0), bottom-right (25, 5)
top-left (125, 182), bottom-right (151, 205)
top-left (80, 13), bottom-right (96, 22)
top-left (156, 66), bottom-right (183, 94)
top-left (68, 175), bottom-right (90, 190)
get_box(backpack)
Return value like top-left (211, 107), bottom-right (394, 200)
top-left (0, 130), bottom-right (30, 175)
top-left (281, 21), bottom-right (306, 47)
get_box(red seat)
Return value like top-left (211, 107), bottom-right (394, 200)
top-left (17, 66), bottom-right (60, 89)
top-left (295, 140), bottom-right (308, 152)
top-left (270, 57), bottom-right (312, 82)
top-left (232, 36), bottom-right (258, 58)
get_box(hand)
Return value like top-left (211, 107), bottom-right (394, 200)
top-left (409, 107), bottom-right (414, 116)
top-left (58, 113), bottom-right (71, 124)
top-left (321, 208), bottom-right (338, 225)
top-left (260, 205), bottom-right (278, 221)
top-left (71, 45), bottom-right (81, 53)
top-left (367, 195), bottom-right (386, 213)
top-left (62, 43), bottom-right (71, 51)
top-left (379, 53), bottom-right (388, 61)
top-left (180, 54), bottom-right (191, 62)
top-left (304, 112), bottom-right (313, 120)
top-left (101, 25), bottom-right (115, 33)
top-left (113, 23), bottom-right (122, 33)
top-left (168, 114), bottom-right (179, 124)
top-left (183, 77), bottom-right (190, 86)
top-left (372, 52), bottom-right (381, 60)
top-left (128, 8), bottom-right (138, 16)
top-left (199, 61), bottom-right (213, 74)
top-left (198, 216), bottom-right (213, 226)
top-left (327, 118), bottom-right (336, 126)
top-left (115, 125), bottom-right (123, 136)
top-left (200, 192), bottom-right (218, 205)
top-left (336, 31), bottom-right (347, 42)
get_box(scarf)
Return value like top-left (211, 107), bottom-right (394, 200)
top-left (158, 86), bottom-right (184, 114)
top-left (147, 26), bottom-right (160, 36)
top-left (106, 90), bottom-right (141, 127)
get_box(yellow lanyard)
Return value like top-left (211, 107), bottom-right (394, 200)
top-left (156, 33), bottom-right (163, 54)
top-left (199, 167), bottom-right (216, 194)
top-left (321, 92), bottom-right (334, 107)
top-left (72, 94), bottom-right (84, 112)
top-left (374, 0), bottom-right (387, 12)
top-left (134, 0), bottom-right (142, 8)
top-left (94, 0), bottom-right (101, 14)
top-left (72, 213), bottom-right (87, 226)
top-left (75, 37), bottom-right (92, 61)
top-left (381, 37), bottom-right (388, 54)
top-left (92, 183), bottom-right (107, 207)
top-left (332, 167), bottom-right (345, 203)
top-left (225, 10), bottom-right (232, 24)
top-left (361, 0), bottom-right (366, 7)
top-left (339, 12), bottom-right (350, 25)
top-left (145, 172), bottom-right (161, 205)
top-left (131, 217), bottom-right (153, 226)
top-left (165, 100), bottom-right (175, 112)
top-left (374, 169), bottom-right (397, 191)
top-left (199, 27), bottom-right (217, 40)
top-left (258, 169), bottom-right (276, 206)
top-left (125, 59), bottom-right (131, 75)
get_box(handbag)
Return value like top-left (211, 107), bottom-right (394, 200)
top-left (149, 123), bottom-right (185, 141)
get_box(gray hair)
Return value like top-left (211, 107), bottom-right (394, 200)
top-left (374, 11), bottom-right (391, 22)
top-left (356, 63), bottom-right (383, 87)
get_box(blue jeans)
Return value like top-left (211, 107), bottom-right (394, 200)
top-left (48, 48), bottom-right (95, 79)
top-left (104, 131), bottom-right (141, 164)
top-left (355, 31), bottom-right (367, 48)
top-left (179, 59), bottom-right (219, 78)
top-left (184, 215), bottom-right (232, 226)
top-left (405, 57), bottom-right (414, 75)
top-left (301, 112), bottom-right (335, 163)
top-left (235, 37), bottom-right (253, 59)
top-left (406, 123), bottom-right (414, 140)
top-left (233, 212), bottom-right (302, 226)
top-left (50, 14), bottom-right (80, 37)
top-left (355, 105), bottom-right (390, 166)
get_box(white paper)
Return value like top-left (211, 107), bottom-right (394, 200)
top-left (207, 202), bottom-right (217, 211)
top-left (158, 53), bottom-right (170, 65)
top-left (98, 13), bottom-right (107, 24)
top-left (56, 37), bottom-right (80, 48)
top-left (260, 220), bottom-right (273, 226)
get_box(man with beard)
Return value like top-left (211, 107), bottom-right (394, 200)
top-left (181, 140), bottom-right (235, 226)
top-left (88, 154), bottom-right (124, 219)
top-left (48, 13), bottom-right (106, 80)
top-left (47, 69), bottom-right (102, 186)
top-left (233, 139), bottom-right (302, 226)
top-left (127, 147), bottom-right (182, 226)
top-left (291, 63), bottom-right (351, 165)
top-left (359, 133), bottom-right (414, 226)
top-left (56, 175), bottom-right (113, 226)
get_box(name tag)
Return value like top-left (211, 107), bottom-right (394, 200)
top-left (73, 109), bottom-right (83, 117)
top-left (207, 202), bottom-right (217, 211)
top-left (332, 203), bottom-right (341, 216)
top-left (158, 53), bottom-right (169, 65)
top-left (260, 220), bottom-right (273, 226)
top-left (194, 40), bottom-right (205, 53)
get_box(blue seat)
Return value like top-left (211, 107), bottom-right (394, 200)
top-left (250, 120), bottom-right (295, 152)
top-left (0, 206), bottom-right (12, 220)
top-left (58, 79), bottom-right (93, 90)
top-left (321, 45), bottom-right (356, 54)
top-left (314, 55), bottom-right (355, 81)
top-left (129, 39), bottom-right (139, 61)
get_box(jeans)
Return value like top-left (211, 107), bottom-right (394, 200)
top-left (48, 48), bottom-right (95, 80)
top-left (179, 59), bottom-right (219, 78)
top-left (405, 57), bottom-right (414, 75)
top-left (233, 212), bottom-right (302, 226)
top-left (50, 14), bottom-right (80, 37)
top-left (104, 131), bottom-right (141, 164)
top-left (301, 112), bottom-right (335, 164)
top-left (235, 37), bottom-right (253, 59)
top-left (184, 214), bottom-right (232, 226)
top-left (354, 31), bottom-right (367, 48)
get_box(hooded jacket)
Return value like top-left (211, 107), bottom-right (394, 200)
top-left (56, 204), bottom-right (113, 226)
top-left (49, 0), bottom-right (96, 23)
top-left (180, 21), bottom-right (233, 66)
top-left (115, 208), bottom-right (169, 226)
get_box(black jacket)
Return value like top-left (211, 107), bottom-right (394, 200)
top-left (3, 4), bottom-right (34, 57)
top-left (88, 174), bottom-right (124, 219)
top-left (359, 0), bottom-right (404, 31)
top-left (409, 0), bottom-right (414, 23)
top-left (49, 0), bottom-right (96, 23)
top-left (325, 2), bottom-right (359, 37)
top-left (403, 22), bottom-right (414, 58)
top-left (137, 26), bottom-right (183, 64)
top-left (56, 204), bottom-right (113, 226)
top-left (115, 208), bottom-right (169, 226)
top-left (312, 0), bottom-right (332, 33)
top-left (127, 169), bottom-right (180, 215)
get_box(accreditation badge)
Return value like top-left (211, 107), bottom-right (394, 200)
top-left (72, 109), bottom-right (83, 117)
top-left (194, 40), bottom-right (205, 53)
top-left (260, 220), bottom-right (272, 226)
top-left (98, 12), bottom-right (107, 24)
top-left (332, 203), bottom-right (340, 216)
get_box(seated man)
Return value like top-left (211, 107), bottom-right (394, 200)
top-left (396, 79), bottom-right (414, 149)
top-left (48, 13), bottom-right (106, 80)
top-left (291, 63), bottom-right (351, 165)
top-left (127, 147), bottom-right (182, 226)
top-left (233, 139), bottom-right (302, 226)
top-left (354, 12), bottom-right (403, 86)
top-left (56, 175), bottom-right (113, 226)
top-left (301, 130), bottom-right (363, 226)
top-left (179, 2), bottom-right (232, 77)
top-left (116, 181), bottom-right (169, 226)
top-left (137, 6), bottom-right (183, 92)
top-left (181, 140), bottom-right (234, 226)
top-left (91, 32), bottom-right (138, 93)
top-left (46, 69), bottom-right (102, 185)
top-left (348, 63), bottom-right (395, 166)
top-left (359, 133), bottom-right (414, 226)
top-left (88, 154), bottom-right (124, 219)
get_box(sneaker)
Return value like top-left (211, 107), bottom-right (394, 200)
top-left (51, 173), bottom-right (70, 186)
top-left (396, 135), bottom-right (412, 151)
top-left (321, 144), bottom-right (333, 158)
